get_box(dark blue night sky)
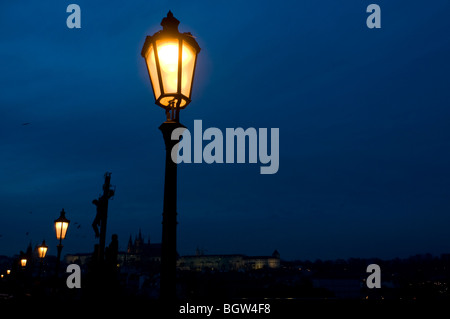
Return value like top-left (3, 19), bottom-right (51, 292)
top-left (1, 0), bottom-right (450, 261)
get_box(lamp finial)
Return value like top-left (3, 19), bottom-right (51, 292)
top-left (161, 10), bottom-right (180, 32)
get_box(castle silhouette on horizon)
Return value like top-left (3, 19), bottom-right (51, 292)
top-left (66, 229), bottom-right (280, 272)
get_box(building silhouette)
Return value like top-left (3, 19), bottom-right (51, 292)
top-left (125, 229), bottom-right (162, 264)
top-left (177, 249), bottom-right (281, 272)
top-left (65, 230), bottom-right (161, 267)
top-left (65, 230), bottom-right (280, 272)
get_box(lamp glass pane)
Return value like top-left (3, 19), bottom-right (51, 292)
top-left (181, 41), bottom-right (196, 98)
top-left (145, 44), bottom-right (161, 100)
top-left (156, 39), bottom-right (179, 95)
top-left (38, 246), bottom-right (48, 258)
top-left (55, 221), bottom-right (69, 240)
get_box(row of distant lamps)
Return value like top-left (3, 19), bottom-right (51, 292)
top-left (2, 209), bottom-right (70, 277)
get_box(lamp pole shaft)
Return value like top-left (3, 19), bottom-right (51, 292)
top-left (159, 120), bottom-right (185, 301)
top-left (55, 242), bottom-right (63, 277)
top-left (98, 173), bottom-right (112, 263)
top-left (39, 259), bottom-right (43, 278)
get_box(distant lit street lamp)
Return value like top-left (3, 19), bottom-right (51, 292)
top-left (38, 240), bottom-right (48, 259)
top-left (141, 11), bottom-right (201, 301)
top-left (38, 240), bottom-right (48, 277)
top-left (20, 258), bottom-right (27, 268)
top-left (54, 209), bottom-right (70, 276)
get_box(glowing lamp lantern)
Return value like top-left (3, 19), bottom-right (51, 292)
top-left (38, 240), bottom-right (48, 259)
top-left (141, 11), bottom-right (201, 120)
top-left (54, 209), bottom-right (70, 241)
top-left (20, 258), bottom-right (27, 267)
top-left (54, 209), bottom-right (69, 277)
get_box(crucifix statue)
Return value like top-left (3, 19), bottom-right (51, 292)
top-left (92, 172), bottom-right (115, 263)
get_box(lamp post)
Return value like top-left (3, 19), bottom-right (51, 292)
top-left (37, 240), bottom-right (48, 277)
top-left (54, 209), bottom-right (70, 276)
top-left (141, 11), bottom-right (201, 301)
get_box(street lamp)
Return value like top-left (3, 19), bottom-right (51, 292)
top-left (55, 209), bottom-right (70, 241)
top-left (141, 11), bottom-right (201, 301)
top-left (38, 240), bottom-right (48, 277)
top-left (20, 258), bottom-right (27, 268)
top-left (141, 10), bottom-right (201, 122)
top-left (38, 240), bottom-right (48, 259)
top-left (54, 209), bottom-right (70, 276)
